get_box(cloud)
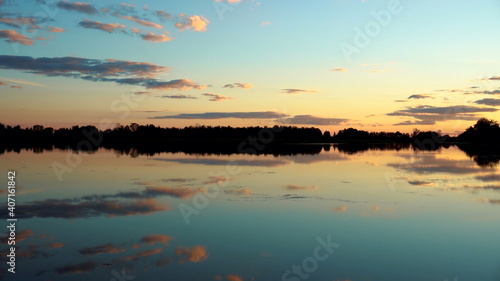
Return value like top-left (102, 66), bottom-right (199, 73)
top-left (162, 178), bottom-right (196, 183)
top-left (150, 111), bottom-right (289, 119)
top-left (475, 174), bottom-right (500, 182)
top-left (203, 93), bottom-right (235, 102)
top-left (79, 19), bottom-right (125, 33)
top-left (162, 94), bottom-right (197, 99)
top-left (146, 79), bottom-right (207, 90)
top-left (57, 1), bottom-right (98, 15)
top-left (140, 234), bottom-right (172, 245)
top-left (17, 229), bottom-right (35, 243)
top-left (0, 29), bottom-right (34, 45)
top-left (366, 69), bottom-right (392, 73)
top-left (0, 55), bottom-right (207, 90)
top-left (223, 82), bottom-right (253, 89)
top-left (388, 105), bottom-right (497, 125)
top-left (282, 89), bottom-right (317, 94)
top-left (465, 90), bottom-right (500, 95)
top-left (0, 17), bottom-right (41, 29)
top-left (83, 185), bottom-right (201, 200)
top-left (156, 10), bottom-right (173, 21)
top-left (278, 115), bottom-right (348, 125)
top-left (48, 243), bottom-right (65, 249)
top-left (48, 26), bottom-right (64, 33)
top-left (407, 180), bottom-right (436, 187)
top-left (261, 21), bottom-right (271, 26)
top-left (175, 246), bottom-right (208, 263)
top-left (10, 85), bottom-right (22, 88)
top-left (226, 275), bottom-right (244, 281)
top-left (78, 243), bottom-right (125, 256)
top-left (122, 248), bottom-right (163, 261)
top-left (153, 157), bottom-right (290, 167)
top-left (0, 81), bottom-right (7, 86)
top-left (332, 205), bottom-right (347, 212)
top-left (474, 98), bottom-right (500, 106)
top-left (0, 77), bottom-right (48, 87)
top-left (140, 186), bottom-right (199, 199)
top-left (330, 68), bottom-right (347, 72)
top-left (175, 15), bottom-right (209, 32)
top-left (120, 15), bottom-right (163, 29)
top-left (141, 31), bottom-right (174, 42)
top-left (224, 188), bottom-right (253, 196)
top-left (16, 198), bottom-right (169, 219)
top-left (285, 185), bottom-right (318, 190)
top-left (408, 94), bottom-right (433, 99)
top-left (214, 0), bottom-right (243, 3)
top-left (481, 76), bottom-right (500, 81)
top-left (56, 261), bottom-right (97, 275)
top-left (387, 154), bottom-right (481, 175)
top-left (394, 100), bottom-right (409, 103)
top-left (0, 55), bottom-right (168, 77)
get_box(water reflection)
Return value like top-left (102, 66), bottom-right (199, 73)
top-left (0, 145), bottom-right (499, 280)
top-left (2, 143), bottom-right (498, 169)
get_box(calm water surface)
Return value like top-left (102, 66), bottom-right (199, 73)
top-left (1, 145), bottom-right (499, 281)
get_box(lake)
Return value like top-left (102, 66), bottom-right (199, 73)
top-left (1, 145), bottom-right (499, 281)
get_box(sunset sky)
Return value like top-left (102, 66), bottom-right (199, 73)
top-left (0, 0), bottom-right (499, 134)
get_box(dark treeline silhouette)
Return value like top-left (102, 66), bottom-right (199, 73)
top-left (456, 118), bottom-right (500, 144)
top-left (1, 118), bottom-right (499, 157)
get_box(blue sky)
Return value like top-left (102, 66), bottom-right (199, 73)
top-left (0, 0), bottom-right (499, 133)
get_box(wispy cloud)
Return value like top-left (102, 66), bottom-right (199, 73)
top-left (175, 246), bottom-right (208, 263)
top-left (150, 111), bottom-right (289, 119)
top-left (408, 94), bottom-right (434, 99)
top-left (330, 68), bottom-right (347, 72)
top-left (0, 55), bottom-right (207, 90)
top-left (203, 93), bottom-right (235, 101)
top-left (0, 16), bottom-right (41, 29)
top-left (223, 82), bottom-right (253, 89)
top-left (56, 261), bottom-right (97, 275)
top-left (285, 184), bottom-right (318, 190)
top-left (56, 1), bottom-right (98, 15)
top-left (162, 94), bottom-right (197, 99)
top-left (278, 115), bottom-right (348, 125)
top-left (48, 26), bottom-right (64, 33)
top-left (119, 15), bottom-right (163, 29)
top-left (79, 19), bottom-right (126, 33)
top-left (122, 248), bottom-right (163, 261)
top-left (475, 98), bottom-right (500, 106)
top-left (0, 29), bottom-right (34, 45)
top-left (480, 76), bottom-right (500, 81)
top-left (469, 90), bottom-right (500, 95)
top-left (388, 105), bottom-right (497, 125)
top-left (141, 31), bottom-right (173, 42)
top-left (78, 244), bottom-right (125, 256)
top-left (282, 88), bottom-right (317, 94)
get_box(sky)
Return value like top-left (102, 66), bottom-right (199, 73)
top-left (0, 0), bottom-right (499, 134)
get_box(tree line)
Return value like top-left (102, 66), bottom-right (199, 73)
top-left (0, 118), bottom-right (499, 148)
